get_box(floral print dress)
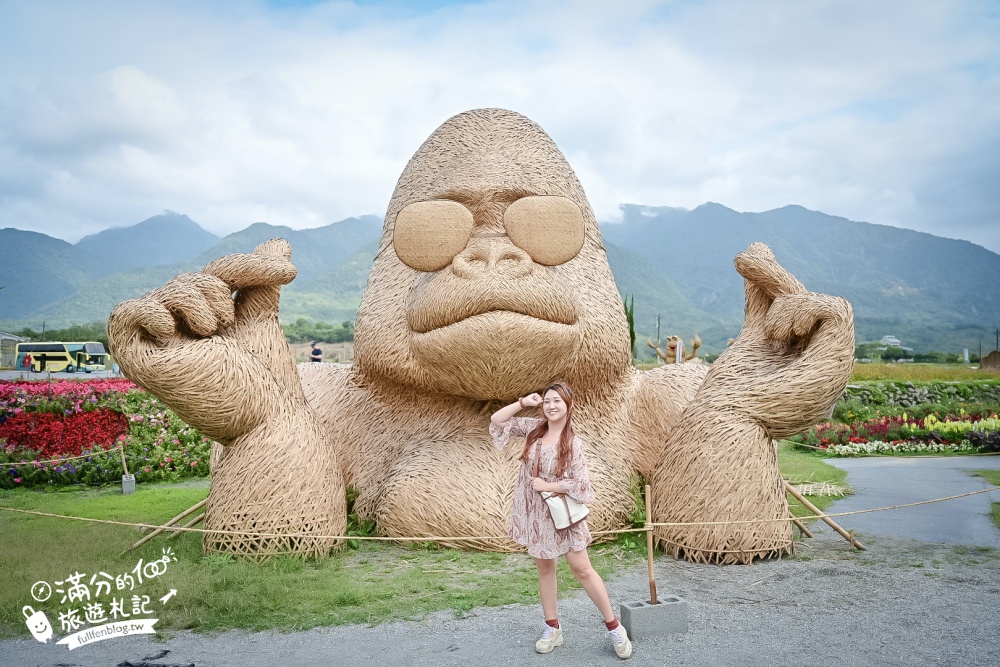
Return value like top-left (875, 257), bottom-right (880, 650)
top-left (490, 416), bottom-right (596, 559)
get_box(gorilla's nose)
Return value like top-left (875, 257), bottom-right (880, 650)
top-left (451, 239), bottom-right (534, 279)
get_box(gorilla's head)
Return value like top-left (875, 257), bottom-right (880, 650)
top-left (354, 109), bottom-right (630, 400)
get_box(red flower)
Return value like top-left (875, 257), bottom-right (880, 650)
top-left (0, 409), bottom-right (127, 458)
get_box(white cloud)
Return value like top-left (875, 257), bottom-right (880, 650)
top-left (0, 0), bottom-right (997, 252)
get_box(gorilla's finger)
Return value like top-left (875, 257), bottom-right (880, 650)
top-left (108, 298), bottom-right (176, 348)
top-left (252, 238), bottom-right (292, 260)
top-left (147, 275), bottom-right (228, 337)
top-left (188, 272), bottom-right (235, 330)
top-left (734, 243), bottom-right (805, 300)
top-left (203, 251), bottom-right (297, 292)
top-left (763, 293), bottom-right (847, 343)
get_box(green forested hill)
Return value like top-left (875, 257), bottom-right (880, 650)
top-left (0, 228), bottom-right (117, 318)
top-left (3, 205), bottom-right (1000, 356)
top-left (601, 204), bottom-right (1000, 352)
top-left (193, 216), bottom-right (382, 284)
top-left (75, 211), bottom-right (219, 272)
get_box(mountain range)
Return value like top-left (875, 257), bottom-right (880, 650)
top-left (2, 205), bottom-right (999, 355)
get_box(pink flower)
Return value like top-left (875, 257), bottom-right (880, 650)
top-left (190, 461), bottom-right (197, 467)
top-left (13, 478), bottom-right (21, 483)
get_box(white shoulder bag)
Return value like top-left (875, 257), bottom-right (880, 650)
top-left (533, 441), bottom-right (590, 530)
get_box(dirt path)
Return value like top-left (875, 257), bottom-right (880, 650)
top-left (3, 530), bottom-right (999, 666)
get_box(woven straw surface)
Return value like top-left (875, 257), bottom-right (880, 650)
top-left (108, 109), bottom-right (854, 564)
top-left (108, 239), bottom-right (346, 559)
top-left (649, 243), bottom-right (855, 563)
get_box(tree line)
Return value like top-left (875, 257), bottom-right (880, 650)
top-left (9, 318), bottom-right (356, 346)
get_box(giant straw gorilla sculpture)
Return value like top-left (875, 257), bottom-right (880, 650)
top-left (109, 109), bottom-right (854, 564)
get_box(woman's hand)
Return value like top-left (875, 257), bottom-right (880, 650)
top-left (521, 393), bottom-right (543, 408)
top-left (490, 392), bottom-right (544, 427)
top-left (532, 477), bottom-right (559, 493)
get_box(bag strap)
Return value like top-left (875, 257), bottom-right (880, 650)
top-left (532, 440), bottom-right (541, 478)
top-left (533, 439), bottom-right (565, 494)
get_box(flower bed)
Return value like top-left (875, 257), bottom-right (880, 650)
top-left (0, 379), bottom-right (212, 489)
top-left (822, 439), bottom-right (978, 457)
top-left (791, 410), bottom-right (1000, 457)
top-left (0, 410), bottom-right (127, 457)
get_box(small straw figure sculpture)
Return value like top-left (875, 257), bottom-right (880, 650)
top-left (108, 109), bottom-right (854, 564)
top-left (647, 334), bottom-right (702, 364)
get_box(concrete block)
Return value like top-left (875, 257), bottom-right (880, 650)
top-left (620, 595), bottom-right (688, 638)
top-left (122, 474), bottom-right (136, 495)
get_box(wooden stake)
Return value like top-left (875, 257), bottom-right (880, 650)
top-left (645, 484), bottom-right (658, 605)
top-left (783, 481), bottom-right (865, 550)
top-left (791, 516), bottom-right (814, 538)
top-left (118, 445), bottom-right (130, 478)
top-left (127, 499), bottom-right (207, 552)
top-left (168, 511), bottom-right (206, 539)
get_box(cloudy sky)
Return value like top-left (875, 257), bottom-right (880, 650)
top-left (2, 0), bottom-right (998, 251)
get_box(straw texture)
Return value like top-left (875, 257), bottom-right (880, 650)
top-left (108, 239), bottom-right (346, 559)
top-left (649, 243), bottom-right (855, 563)
top-left (108, 109), bottom-right (854, 564)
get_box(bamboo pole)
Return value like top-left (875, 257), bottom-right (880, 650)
top-left (127, 499), bottom-right (207, 552)
top-left (783, 481), bottom-right (865, 550)
top-left (118, 445), bottom-right (130, 478)
top-left (790, 516), bottom-right (814, 538)
top-left (645, 484), bottom-right (658, 605)
top-left (168, 511), bottom-right (205, 539)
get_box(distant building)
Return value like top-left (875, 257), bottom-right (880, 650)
top-left (0, 332), bottom-right (29, 369)
top-left (878, 335), bottom-right (913, 352)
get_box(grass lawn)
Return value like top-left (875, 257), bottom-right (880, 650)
top-left (849, 363), bottom-right (1000, 382)
top-left (777, 440), bottom-right (850, 518)
top-left (975, 470), bottom-right (1000, 531)
top-left (633, 361), bottom-right (1000, 382)
top-left (0, 446), bottom-right (846, 640)
top-left (0, 480), bottom-right (643, 640)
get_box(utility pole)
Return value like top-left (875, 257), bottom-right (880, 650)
top-left (655, 314), bottom-right (661, 344)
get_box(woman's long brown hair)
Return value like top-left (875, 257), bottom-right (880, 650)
top-left (520, 383), bottom-right (575, 477)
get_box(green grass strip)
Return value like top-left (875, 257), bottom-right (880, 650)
top-left (0, 480), bottom-right (642, 639)
top-left (1, 446), bottom-right (847, 639)
top-left (974, 470), bottom-right (1000, 532)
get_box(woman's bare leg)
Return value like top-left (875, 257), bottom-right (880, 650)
top-left (565, 548), bottom-right (615, 622)
top-left (535, 557), bottom-right (558, 620)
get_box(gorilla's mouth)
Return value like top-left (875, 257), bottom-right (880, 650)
top-left (406, 283), bottom-right (579, 334)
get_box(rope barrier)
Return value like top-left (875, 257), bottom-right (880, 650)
top-left (1, 484), bottom-right (997, 543)
top-left (2, 448), bottom-right (121, 466)
top-left (647, 485), bottom-right (1000, 528)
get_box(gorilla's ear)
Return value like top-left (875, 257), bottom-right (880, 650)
top-left (393, 200), bottom-right (474, 272)
top-left (504, 196), bottom-right (585, 266)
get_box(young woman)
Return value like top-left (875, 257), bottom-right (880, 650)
top-left (490, 382), bottom-right (632, 660)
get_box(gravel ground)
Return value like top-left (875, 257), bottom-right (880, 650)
top-left (3, 527), bottom-right (999, 667)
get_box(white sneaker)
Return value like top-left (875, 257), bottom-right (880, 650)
top-left (607, 624), bottom-right (632, 659)
top-left (535, 624), bottom-right (563, 654)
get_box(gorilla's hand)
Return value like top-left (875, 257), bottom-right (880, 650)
top-left (648, 243), bottom-right (852, 562)
top-left (108, 239), bottom-right (303, 445)
top-left (703, 242), bottom-right (855, 438)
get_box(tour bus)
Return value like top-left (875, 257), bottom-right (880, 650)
top-left (14, 341), bottom-right (108, 373)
